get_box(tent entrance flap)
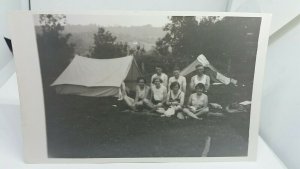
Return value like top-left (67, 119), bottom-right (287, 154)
top-left (180, 54), bottom-right (236, 85)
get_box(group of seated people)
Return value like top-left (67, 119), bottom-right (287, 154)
top-left (120, 63), bottom-right (211, 120)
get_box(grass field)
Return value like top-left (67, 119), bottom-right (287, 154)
top-left (44, 84), bottom-right (251, 158)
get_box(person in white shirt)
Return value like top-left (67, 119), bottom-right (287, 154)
top-left (118, 78), bottom-right (150, 111)
top-left (168, 67), bottom-right (187, 93)
top-left (144, 77), bottom-right (167, 114)
top-left (133, 77), bottom-right (150, 110)
top-left (190, 64), bottom-right (210, 92)
top-left (182, 83), bottom-right (209, 120)
top-left (151, 66), bottom-right (168, 88)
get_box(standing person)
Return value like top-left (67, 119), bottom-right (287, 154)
top-left (182, 83), bottom-right (209, 120)
top-left (165, 81), bottom-right (185, 117)
top-left (133, 77), bottom-right (150, 110)
top-left (151, 66), bottom-right (168, 88)
top-left (168, 67), bottom-right (187, 93)
top-left (190, 64), bottom-right (210, 92)
top-left (144, 77), bottom-right (167, 114)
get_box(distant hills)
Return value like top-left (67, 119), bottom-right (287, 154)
top-left (36, 24), bottom-right (166, 56)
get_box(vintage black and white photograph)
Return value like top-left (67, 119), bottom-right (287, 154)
top-left (24, 12), bottom-right (268, 160)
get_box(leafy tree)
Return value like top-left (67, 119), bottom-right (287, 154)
top-left (158, 16), bottom-right (200, 58)
top-left (129, 44), bottom-right (146, 56)
top-left (154, 16), bottom-right (261, 84)
top-left (155, 36), bottom-right (171, 57)
top-left (89, 27), bottom-right (129, 59)
top-left (152, 16), bottom-right (201, 74)
top-left (129, 45), bottom-right (146, 73)
top-left (36, 14), bottom-right (75, 86)
top-left (199, 17), bottom-right (261, 82)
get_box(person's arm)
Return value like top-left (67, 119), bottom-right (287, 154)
top-left (183, 96), bottom-right (200, 120)
top-left (179, 92), bottom-right (185, 107)
top-left (168, 77), bottom-right (172, 91)
top-left (196, 95), bottom-right (208, 109)
top-left (195, 95), bottom-right (209, 115)
top-left (134, 86), bottom-right (139, 103)
top-left (184, 109), bottom-right (200, 119)
top-left (190, 76), bottom-right (195, 91)
top-left (195, 107), bottom-right (209, 116)
top-left (204, 94), bottom-right (208, 107)
top-left (150, 87), bottom-right (154, 101)
top-left (150, 75), bottom-right (154, 86)
top-left (164, 74), bottom-right (168, 87)
top-left (182, 77), bottom-right (187, 93)
top-left (166, 91), bottom-right (171, 106)
top-left (161, 87), bottom-right (168, 104)
top-left (145, 86), bottom-right (150, 99)
top-left (187, 94), bottom-right (193, 107)
top-left (205, 75), bottom-right (210, 91)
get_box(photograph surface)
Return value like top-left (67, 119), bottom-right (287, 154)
top-left (10, 12), bottom-right (271, 162)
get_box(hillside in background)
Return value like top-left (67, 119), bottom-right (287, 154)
top-left (36, 24), bottom-right (165, 56)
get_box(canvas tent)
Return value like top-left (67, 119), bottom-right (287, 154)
top-left (180, 54), bottom-right (237, 85)
top-left (51, 55), bottom-right (142, 97)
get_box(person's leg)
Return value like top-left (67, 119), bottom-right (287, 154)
top-left (173, 105), bottom-right (183, 118)
top-left (156, 107), bottom-right (165, 114)
top-left (177, 112), bottom-right (185, 119)
top-left (143, 98), bottom-right (155, 109)
top-left (123, 95), bottom-right (136, 110)
top-left (183, 108), bottom-right (201, 120)
top-left (148, 100), bottom-right (163, 114)
top-left (135, 100), bottom-right (143, 106)
top-left (134, 100), bottom-right (144, 111)
top-left (194, 107), bottom-right (209, 116)
top-left (174, 105), bottom-right (182, 111)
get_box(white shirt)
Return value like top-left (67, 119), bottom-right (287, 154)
top-left (151, 73), bottom-right (168, 87)
top-left (190, 74), bottom-right (210, 91)
top-left (167, 90), bottom-right (185, 106)
top-left (188, 93), bottom-right (208, 109)
top-left (136, 85), bottom-right (150, 100)
top-left (168, 76), bottom-right (187, 92)
top-left (151, 85), bottom-right (167, 101)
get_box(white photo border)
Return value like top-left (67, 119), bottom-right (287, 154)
top-left (9, 11), bottom-right (271, 163)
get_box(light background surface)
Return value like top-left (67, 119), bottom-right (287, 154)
top-left (229, 1), bottom-right (300, 169)
top-left (9, 11), bottom-right (270, 163)
top-left (0, 0), bottom-right (300, 168)
top-left (0, 0), bottom-right (20, 87)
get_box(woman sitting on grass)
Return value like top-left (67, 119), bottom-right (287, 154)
top-left (119, 78), bottom-right (150, 111)
top-left (144, 77), bottom-right (167, 114)
top-left (164, 81), bottom-right (185, 117)
top-left (182, 83), bottom-right (209, 120)
top-left (133, 77), bottom-right (150, 111)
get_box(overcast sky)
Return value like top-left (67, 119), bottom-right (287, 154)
top-left (66, 14), bottom-right (170, 27)
top-left (34, 14), bottom-right (221, 27)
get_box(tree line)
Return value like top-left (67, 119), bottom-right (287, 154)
top-left (36, 14), bottom-right (261, 88)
